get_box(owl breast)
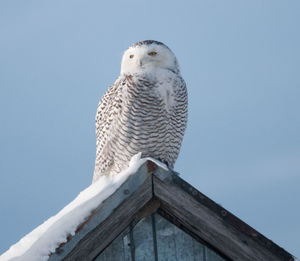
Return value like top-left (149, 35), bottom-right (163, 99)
top-left (93, 70), bottom-right (187, 182)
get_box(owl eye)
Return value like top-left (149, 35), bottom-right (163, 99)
top-left (148, 51), bottom-right (157, 56)
top-left (129, 54), bottom-right (134, 59)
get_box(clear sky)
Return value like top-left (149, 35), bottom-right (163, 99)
top-left (0, 0), bottom-right (299, 257)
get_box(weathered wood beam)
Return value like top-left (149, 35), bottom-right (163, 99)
top-left (153, 174), bottom-right (294, 261)
top-left (63, 176), bottom-right (153, 260)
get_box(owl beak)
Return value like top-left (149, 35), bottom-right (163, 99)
top-left (139, 59), bottom-right (143, 67)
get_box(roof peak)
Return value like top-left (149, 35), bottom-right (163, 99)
top-left (49, 161), bottom-right (295, 261)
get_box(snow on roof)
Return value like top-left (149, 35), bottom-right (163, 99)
top-left (0, 153), bottom-right (167, 261)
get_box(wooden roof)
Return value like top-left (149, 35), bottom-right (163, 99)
top-left (49, 161), bottom-right (295, 261)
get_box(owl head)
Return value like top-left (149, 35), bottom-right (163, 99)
top-left (120, 40), bottom-right (180, 75)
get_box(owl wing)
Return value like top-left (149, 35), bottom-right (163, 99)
top-left (95, 81), bottom-right (119, 145)
top-left (93, 77), bottom-right (124, 181)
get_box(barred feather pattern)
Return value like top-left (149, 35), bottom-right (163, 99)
top-left (93, 69), bottom-right (187, 183)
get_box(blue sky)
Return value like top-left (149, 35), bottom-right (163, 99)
top-left (0, 0), bottom-right (299, 257)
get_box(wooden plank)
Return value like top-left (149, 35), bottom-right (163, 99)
top-left (94, 200), bottom-right (161, 261)
top-left (170, 217), bottom-right (202, 261)
top-left (95, 229), bottom-right (126, 261)
top-left (132, 215), bottom-right (155, 261)
top-left (155, 213), bottom-right (177, 261)
top-left (156, 172), bottom-right (295, 261)
top-left (155, 214), bottom-right (207, 261)
top-left (205, 247), bottom-right (226, 261)
top-left (123, 232), bottom-right (133, 261)
top-left (63, 176), bottom-right (153, 261)
top-left (153, 175), bottom-right (291, 261)
top-left (193, 240), bottom-right (205, 261)
top-left (157, 208), bottom-right (227, 261)
top-left (82, 209), bottom-right (227, 261)
top-left (49, 162), bottom-right (154, 261)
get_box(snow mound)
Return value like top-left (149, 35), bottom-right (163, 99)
top-left (0, 153), bottom-right (167, 261)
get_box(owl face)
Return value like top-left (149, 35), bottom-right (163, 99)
top-left (120, 40), bottom-right (180, 75)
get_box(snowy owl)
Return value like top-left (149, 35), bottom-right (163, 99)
top-left (93, 40), bottom-right (188, 183)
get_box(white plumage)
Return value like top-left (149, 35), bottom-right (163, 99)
top-left (93, 40), bottom-right (188, 183)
